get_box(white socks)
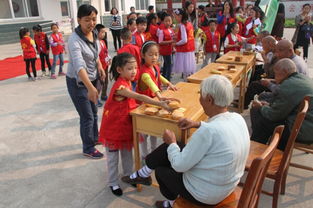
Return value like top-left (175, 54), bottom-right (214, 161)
top-left (130, 165), bottom-right (152, 179)
top-left (111, 185), bottom-right (120, 191)
top-left (163, 200), bottom-right (175, 207)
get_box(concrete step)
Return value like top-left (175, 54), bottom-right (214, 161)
top-left (0, 20), bottom-right (53, 45)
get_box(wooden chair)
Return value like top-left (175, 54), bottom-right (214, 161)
top-left (245, 96), bottom-right (310, 208)
top-left (173, 126), bottom-right (284, 208)
top-left (290, 96), bottom-right (313, 171)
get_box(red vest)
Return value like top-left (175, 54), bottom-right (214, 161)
top-left (198, 14), bottom-right (208, 27)
top-left (204, 30), bottom-right (220, 53)
top-left (20, 36), bottom-right (36, 59)
top-left (133, 31), bottom-right (145, 49)
top-left (159, 27), bottom-right (174, 56)
top-left (217, 12), bottom-right (236, 38)
top-left (146, 24), bottom-right (158, 42)
top-left (176, 22), bottom-right (195, 52)
top-left (34, 32), bottom-right (49, 54)
top-left (118, 43), bottom-right (141, 81)
top-left (50, 32), bottom-right (64, 55)
top-left (99, 40), bottom-right (109, 70)
top-left (137, 64), bottom-right (161, 98)
top-left (243, 17), bottom-right (258, 44)
top-left (224, 33), bottom-right (243, 54)
top-left (99, 77), bottom-right (138, 150)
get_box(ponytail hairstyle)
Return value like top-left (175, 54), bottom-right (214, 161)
top-left (141, 41), bottom-right (158, 64)
top-left (19, 27), bottom-right (29, 40)
top-left (110, 53), bottom-right (136, 80)
top-left (226, 22), bottom-right (238, 36)
top-left (146, 13), bottom-right (157, 32)
top-left (174, 9), bottom-right (189, 24)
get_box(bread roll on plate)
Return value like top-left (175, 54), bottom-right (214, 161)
top-left (172, 110), bottom-right (184, 120)
top-left (157, 109), bottom-right (171, 118)
top-left (145, 103), bottom-right (162, 109)
top-left (144, 107), bottom-right (159, 115)
top-left (229, 68), bottom-right (237, 73)
top-left (169, 101), bottom-right (180, 109)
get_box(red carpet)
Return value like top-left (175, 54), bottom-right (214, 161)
top-left (0, 55), bottom-right (68, 81)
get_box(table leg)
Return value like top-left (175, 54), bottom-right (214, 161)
top-left (132, 117), bottom-right (142, 191)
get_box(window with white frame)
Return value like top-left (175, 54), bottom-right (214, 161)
top-left (0, 0), bottom-right (39, 19)
top-left (61, 1), bottom-right (70, 17)
top-left (136, 0), bottom-right (149, 11)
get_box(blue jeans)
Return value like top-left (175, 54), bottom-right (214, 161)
top-left (66, 76), bottom-right (98, 153)
top-left (162, 55), bottom-right (172, 81)
top-left (51, 53), bottom-right (64, 74)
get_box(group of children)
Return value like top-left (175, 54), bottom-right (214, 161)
top-left (19, 23), bottom-right (65, 81)
top-left (92, 3), bottom-right (267, 197)
top-left (198, 3), bottom-right (262, 66)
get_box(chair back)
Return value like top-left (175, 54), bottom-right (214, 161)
top-left (238, 125), bottom-right (284, 208)
top-left (277, 96), bottom-right (310, 176)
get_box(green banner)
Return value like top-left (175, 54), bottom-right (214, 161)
top-left (259, 0), bottom-right (279, 33)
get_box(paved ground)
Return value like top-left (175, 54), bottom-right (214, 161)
top-left (1, 28), bottom-right (313, 208)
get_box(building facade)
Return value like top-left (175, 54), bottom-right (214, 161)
top-left (0, 0), bottom-right (155, 44)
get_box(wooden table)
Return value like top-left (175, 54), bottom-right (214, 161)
top-left (187, 63), bottom-right (245, 87)
top-left (216, 51), bottom-right (256, 113)
top-left (130, 82), bottom-right (207, 190)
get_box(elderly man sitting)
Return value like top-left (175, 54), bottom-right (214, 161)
top-left (251, 58), bottom-right (313, 150)
top-left (122, 75), bottom-right (250, 208)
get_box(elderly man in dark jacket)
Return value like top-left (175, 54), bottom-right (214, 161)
top-left (250, 58), bottom-right (313, 150)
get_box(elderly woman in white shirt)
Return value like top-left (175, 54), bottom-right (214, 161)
top-left (122, 75), bottom-right (250, 208)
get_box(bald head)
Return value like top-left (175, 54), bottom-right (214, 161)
top-left (275, 39), bottom-right (294, 59)
top-left (273, 58), bottom-right (296, 83)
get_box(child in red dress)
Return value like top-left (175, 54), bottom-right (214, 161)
top-left (19, 27), bottom-right (37, 81)
top-left (137, 41), bottom-right (177, 159)
top-left (99, 53), bottom-right (171, 196)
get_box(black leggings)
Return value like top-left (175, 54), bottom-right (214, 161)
top-left (145, 143), bottom-right (208, 206)
top-left (39, 52), bottom-right (51, 72)
top-left (25, 58), bottom-right (37, 78)
top-left (111, 29), bottom-right (121, 50)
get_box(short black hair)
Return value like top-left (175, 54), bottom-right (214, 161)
top-left (50, 23), bottom-right (58, 30)
top-left (208, 20), bottom-right (217, 25)
top-left (198, 5), bottom-right (205, 10)
top-left (148, 5), bottom-right (154, 11)
top-left (32, 24), bottom-right (42, 32)
top-left (110, 7), bottom-right (118, 15)
top-left (127, 18), bottom-right (136, 26)
top-left (95, 24), bottom-right (105, 32)
top-left (77, 4), bottom-right (98, 18)
top-left (136, 16), bottom-right (147, 25)
top-left (120, 27), bottom-right (132, 40)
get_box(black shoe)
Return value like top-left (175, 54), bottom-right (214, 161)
top-left (110, 186), bottom-right (123, 196)
top-left (83, 149), bottom-right (103, 159)
top-left (121, 173), bottom-right (152, 186)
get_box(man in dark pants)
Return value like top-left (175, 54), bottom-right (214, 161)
top-left (122, 76), bottom-right (250, 208)
top-left (250, 58), bottom-right (313, 150)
